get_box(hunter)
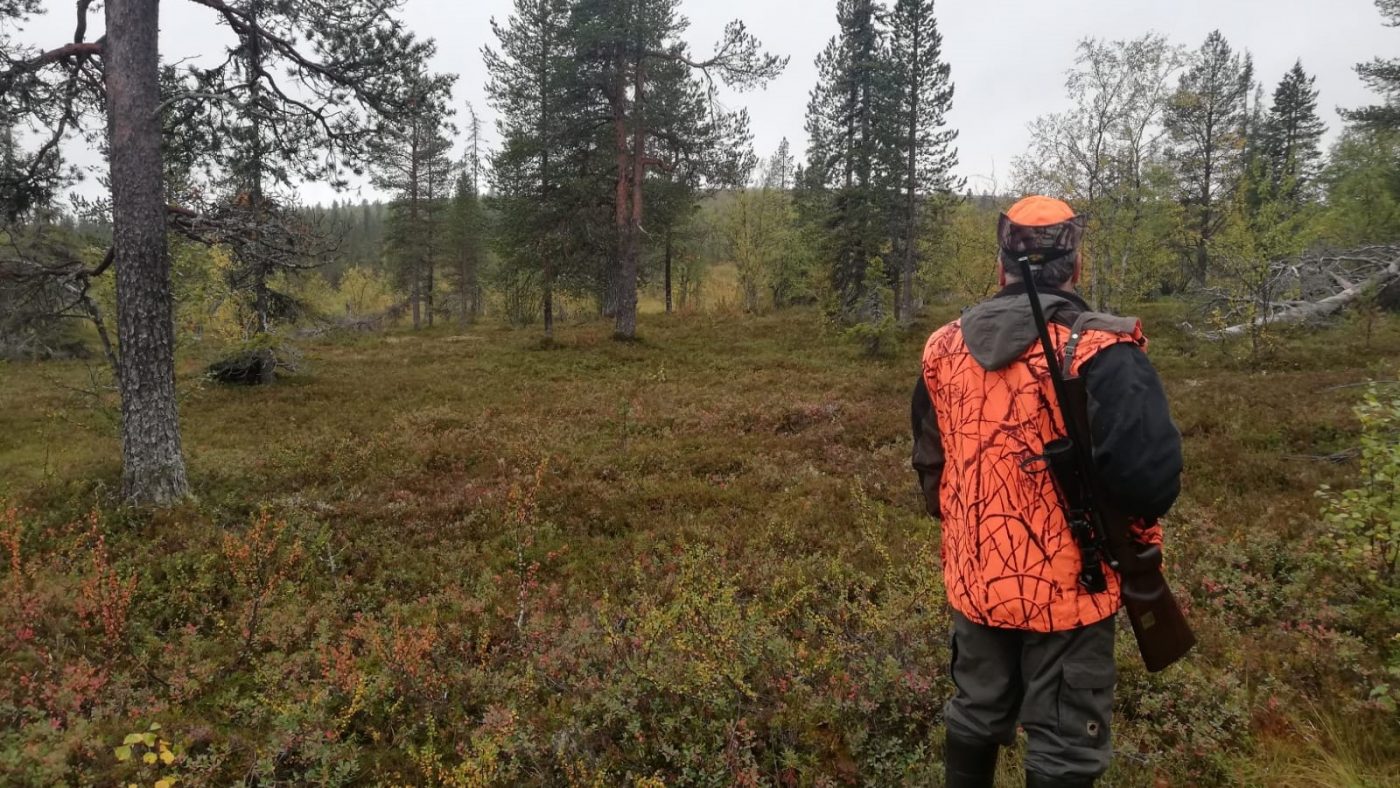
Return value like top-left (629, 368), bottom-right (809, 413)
top-left (911, 196), bottom-right (1184, 788)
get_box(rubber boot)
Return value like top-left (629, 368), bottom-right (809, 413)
top-left (1026, 771), bottom-right (1096, 788)
top-left (944, 732), bottom-right (999, 788)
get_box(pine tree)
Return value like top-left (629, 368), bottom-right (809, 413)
top-left (1346, 0), bottom-right (1400, 130)
top-left (883, 0), bottom-right (959, 322)
top-left (0, 0), bottom-right (441, 503)
top-left (372, 82), bottom-right (456, 330)
top-left (1261, 61), bottom-right (1327, 205)
top-left (189, 0), bottom-right (341, 340)
top-left (571, 0), bottom-right (784, 340)
top-left (1165, 30), bottom-right (1252, 287)
top-left (107, 0), bottom-right (189, 504)
top-left (447, 170), bottom-right (487, 325)
top-left (641, 64), bottom-right (757, 318)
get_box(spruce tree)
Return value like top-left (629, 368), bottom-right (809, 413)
top-left (1261, 61), bottom-right (1327, 205)
top-left (804, 0), bottom-right (892, 320)
top-left (486, 0), bottom-right (577, 338)
top-left (883, 0), bottom-right (959, 322)
top-left (448, 105), bottom-right (488, 326)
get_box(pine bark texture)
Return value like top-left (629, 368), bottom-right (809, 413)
top-left (107, 0), bottom-right (191, 505)
top-left (664, 227), bottom-right (673, 314)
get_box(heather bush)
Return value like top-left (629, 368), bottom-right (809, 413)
top-left (1, 309), bottom-right (1397, 784)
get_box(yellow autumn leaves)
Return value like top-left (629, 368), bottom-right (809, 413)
top-left (113, 722), bottom-right (179, 788)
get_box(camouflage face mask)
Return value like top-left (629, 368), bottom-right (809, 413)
top-left (997, 213), bottom-right (1086, 263)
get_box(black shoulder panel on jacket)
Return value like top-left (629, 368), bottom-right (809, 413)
top-left (1079, 343), bottom-right (1183, 520)
top-left (910, 376), bottom-right (945, 518)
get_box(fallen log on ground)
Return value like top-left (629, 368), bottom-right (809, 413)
top-left (1203, 246), bottom-right (1400, 341)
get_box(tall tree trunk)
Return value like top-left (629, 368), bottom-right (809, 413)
top-left (248, 0), bottom-right (269, 336)
top-left (543, 259), bottom-right (555, 341)
top-left (615, 222), bottom-right (640, 338)
top-left (107, 0), bottom-right (190, 505)
top-left (609, 81), bottom-right (629, 323)
top-left (409, 124), bottom-right (422, 330)
top-left (1197, 151), bottom-right (1214, 286)
top-left (612, 64), bottom-right (642, 340)
top-left (540, 91), bottom-right (553, 339)
top-left (900, 254), bottom-right (915, 321)
top-left (411, 276), bottom-right (421, 329)
top-left (664, 225), bottom-right (673, 314)
top-left (425, 139), bottom-right (438, 330)
top-left (900, 101), bottom-right (918, 324)
top-left (425, 262), bottom-right (434, 328)
top-left (458, 245), bottom-right (469, 327)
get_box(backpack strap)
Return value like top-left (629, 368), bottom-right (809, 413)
top-left (1062, 313), bottom-right (1091, 375)
top-left (1063, 311), bottom-right (1143, 375)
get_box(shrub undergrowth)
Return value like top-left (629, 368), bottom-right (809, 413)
top-left (0, 306), bottom-right (1397, 785)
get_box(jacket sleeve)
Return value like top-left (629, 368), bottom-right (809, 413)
top-left (911, 376), bottom-right (945, 518)
top-left (1080, 343), bottom-right (1183, 521)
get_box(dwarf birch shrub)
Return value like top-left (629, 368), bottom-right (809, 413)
top-left (1319, 387), bottom-right (1400, 712)
top-left (1319, 388), bottom-right (1400, 589)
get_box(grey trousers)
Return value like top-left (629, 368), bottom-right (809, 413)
top-left (944, 610), bottom-right (1116, 780)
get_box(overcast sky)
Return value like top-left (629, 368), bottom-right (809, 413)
top-left (16, 0), bottom-right (1397, 205)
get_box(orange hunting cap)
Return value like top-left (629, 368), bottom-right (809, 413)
top-left (1005, 195), bottom-right (1077, 227)
top-left (997, 195), bottom-right (1085, 265)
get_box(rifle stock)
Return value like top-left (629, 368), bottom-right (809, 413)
top-left (1014, 257), bottom-right (1194, 673)
top-left (1060, 371), bottom-right (1196, 673)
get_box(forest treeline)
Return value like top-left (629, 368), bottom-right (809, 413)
top-left (3, 0), bottom-right (1400, 503)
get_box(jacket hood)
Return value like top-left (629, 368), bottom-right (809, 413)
top-left (960, 288), bottom-right (1084, 371)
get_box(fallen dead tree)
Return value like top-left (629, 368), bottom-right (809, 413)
top-left (293, 300), bottom-right (413, 338)
top-left (1202, 245), bottom-right (1400, 341)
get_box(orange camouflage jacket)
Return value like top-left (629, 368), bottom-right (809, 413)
top-left (913, 288), bottom-right (1180, 632)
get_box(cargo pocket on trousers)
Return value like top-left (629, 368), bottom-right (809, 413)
top-left (1057, 661), bottom-right (1113, 746)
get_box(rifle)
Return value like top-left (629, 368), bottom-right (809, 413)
top-left (1018, 258), bottom-right (1196, 673)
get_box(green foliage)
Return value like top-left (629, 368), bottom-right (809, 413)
top-left (843, 257), bottom-right (899, 357)
top-left (1208, 159), bottom-right (1321, 357)
top-left (802, 0), bottom-right (960, 323)
top-left (803, 0), bottom-right (894, 320)
top-left (1344, 0), bottom-right (1400, 131)
top-left (1164, 30), bottom-right (1252, 289)
top-left (370, 75), bottom-right (457, 330)
top-left (446, 169), bottom-right (489, 324)
top-left (1017, 33), bottom-right (1188, 307)
top-left (1, 308), bottom-right (1400, 783)
top-left (1319, 388), bottom-right (1400, 588)
top-left (920, 198), bottom-right (999, 305)
top-left (1259, 61), bottom-right (1328, 205)
top-left (112, 722), bottom-right (180, 787)
top-left (1319, 128), bottom-right (1400, 246)
top-left (1318, 387), bottom-right (1400, 716)
top-left (721, 184), bottom-right (807, 313)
